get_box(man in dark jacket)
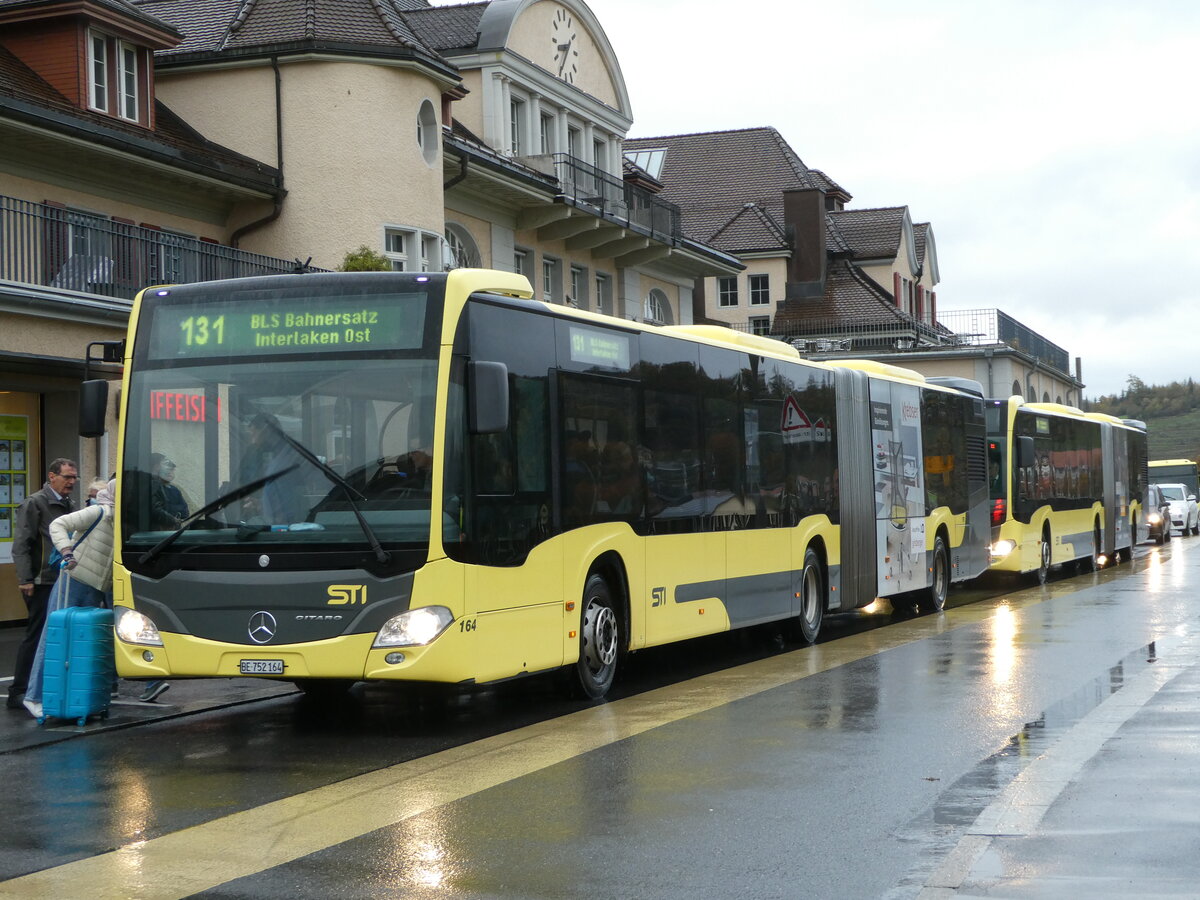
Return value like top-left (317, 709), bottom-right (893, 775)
top-left (8, 458), bottom-right (77, 709)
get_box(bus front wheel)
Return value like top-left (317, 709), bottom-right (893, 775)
top-left (573, 573), bottom-right (619, 700)
top-left (1035, 530), bottom-right (1051, 584)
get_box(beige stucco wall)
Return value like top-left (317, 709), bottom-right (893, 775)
top-left (0, 311), bottom-right (125, 360)
top-left (701, 257), bottom-right (788, 327)
top-left (0, 172), bottom-right (233, 240)
top-left (157, 61), bottom-right (447, 270)
top-left (444, 208), bottom-right (494, 268)
top-left (509, 1), bottom-right (619, 107)
top-left (453, 70), bottom-right (486, 140)
top-left (154, 66), bottom-right (279, 166)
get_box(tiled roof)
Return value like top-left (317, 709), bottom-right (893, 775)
top-left (807, 168), bottom-right (850, 201)
top-left (913, 222), bottom-right (929, 267)
top-left (623, 127), bottom-right (816, 249)
top-left (773, 258), bottom-right (908, 330)
top-left (708, 203), bottom-right (785, 253)
top-left (134, 0), bottom-right (443, 60)
top-left (0, 0), bottom-right (181, 40)
top-left (404, 2), bottom-right (486, 52)
top-left (827, 207), bottom-right (906, 260)
top-left (0, 44), bottom-right (280, 191)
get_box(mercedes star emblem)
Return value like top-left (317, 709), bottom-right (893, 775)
top-left (258, 554), bottom-right (270, 568)
top-left (248, 611), bottom-right (277, 644)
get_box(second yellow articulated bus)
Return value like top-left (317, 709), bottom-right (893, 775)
top-left (81, 269), bottom-right (992, 700)
top-left (985, 397), bottom-right (1147, 582)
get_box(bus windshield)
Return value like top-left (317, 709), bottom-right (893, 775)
top-left (119, 277), bottom-right (444, 571)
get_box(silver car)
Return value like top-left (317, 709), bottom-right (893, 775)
top-left (1157, 483), bottom-right (1199, 536)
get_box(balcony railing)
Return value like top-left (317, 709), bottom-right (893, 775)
top-left (935, 308), bottom-right (1070, 374)
top-left (0, 194), bottom-right (323, 301)
top-left (520, 153), bottom-right (682, 244)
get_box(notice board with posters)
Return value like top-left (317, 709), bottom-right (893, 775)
top-left (0, 415), bottom-right (30, 564)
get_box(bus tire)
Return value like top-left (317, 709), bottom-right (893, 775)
top-left (1121, 516), bottom-right (1136, 561)
top-left (1035, 528), bottom-right (1051, 584)
top-left (925, 536), bottom-right (949, 612)
top-left (572, 573), bottom-right (619, 700)
top-left (794, 547), bottom-right (825, 644)
top-left (1079, 521), bottom-right (1101, 572)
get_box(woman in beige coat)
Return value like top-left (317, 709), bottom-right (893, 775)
top-left (22, 480), bottom-right (115, 718)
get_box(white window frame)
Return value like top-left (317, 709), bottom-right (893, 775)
top-left (117, 40), bottom-right (139, 122)
top-left (510, 98), bottom-right (524, 155)
top-left (645, 289), bottom-right (668, 325)
top-left (717, 276), bottom-right (738, 308)
top-left (595, 272), bottom-right (611, 315)
top-left (569, 265), bottom-right (585, 308)
top-left (384, 227), bottom-right (444, 272)
top-left (749, 273), bottom-right (770, 306)
top-left (542, 256), bottom-right (559, 303)
top-left (514, 249), bottom-right (528, 276)
top-left (748, 315), bottom-right (771, 336)
top-left (540, 114), bottom-right (554, 155)
top-left (88, 31), bottom-right (109, 113)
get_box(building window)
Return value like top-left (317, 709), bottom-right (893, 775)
top-left (510, 99), bottom-right (524, 154)
top-left (88, 32), bottom-right (109, 112)
top-left (384, 228), bottom-right (442, 272)
top-left (717, 276), bottom-right (738, 308)
top-left (385, 231), bottom-right (409, 271)
top-left (417, 99), bottom-right (438, 166)
top-left (568, 126), bottom-right (580, 159)
top-left (444, 224), bottom-right (481, 269)
top-left (542, 256), bottom-right (560, 302)
top-left (1012, 380), bottom-right (1022, 397)
top-left (595, 272), bottom-right (611, 315)
top-left (645, 289), bottom-right (668, 325)
top-left (540, 114), bottom-right (554, 154)
top-left (117, 42), bottom-right (139, 121)
top-left (749, 316), bottom-right (771, 336)
top-left (514, 249), bottom-right (528, 276)
top-left (569, 265), bottom-right (585, 308)
top-left (749, 274), bottom-right (770, 306)
top-left (593, 139), bottom-right (607, 172)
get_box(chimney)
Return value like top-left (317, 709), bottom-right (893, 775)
top-left (783, 188), bottom-right (827, 300)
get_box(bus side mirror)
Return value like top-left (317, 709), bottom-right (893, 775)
top-left (468, 361), bottom-right (508, 434)
top-left (79, 379), bottom-right (109, 438)
top-left (1016, 435), bottom-right (1036, 469)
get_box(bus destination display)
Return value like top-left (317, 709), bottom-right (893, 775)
top-left (147, 293), bottom-right (427, 359)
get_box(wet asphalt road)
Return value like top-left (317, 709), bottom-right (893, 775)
top-left (1, 539), bottom-right (1198, 898)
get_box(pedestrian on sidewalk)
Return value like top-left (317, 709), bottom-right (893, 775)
top-left (22, 478), bottom-right (118, 718)
top-left (7, 458), bottom-right (77, 711)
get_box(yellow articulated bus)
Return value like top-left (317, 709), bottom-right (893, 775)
top-left (79, 270), bottom-right (990, 700)
top-left (985, 397), bottom-right (1147, 582)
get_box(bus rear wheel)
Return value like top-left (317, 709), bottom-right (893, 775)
top-left (792, 547), bottom-right (825, 644)
top-left (925, 536), bottom-right (949, 612)
top-left (572, 573), bottom-right (619, 700)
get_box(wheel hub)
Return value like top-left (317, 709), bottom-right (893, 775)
top-left (582, 601), bottom-right (617, 671)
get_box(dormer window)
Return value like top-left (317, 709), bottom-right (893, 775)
top-left (88, 31), bottom-right (109, 112)
top-left (118, 41), bottom-right (140, 121)
top-left (87, 29), bottom-right (144, 123)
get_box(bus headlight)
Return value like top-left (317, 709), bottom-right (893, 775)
top-left (373, 606), bottom-right (453, 648)
top-left (114, 607), bottom-right (164, 646)
top-left (989, 539), bottom-right (1017, 560)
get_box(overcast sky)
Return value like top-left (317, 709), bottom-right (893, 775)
top-left (438, 1), bottom-right (1200, 398)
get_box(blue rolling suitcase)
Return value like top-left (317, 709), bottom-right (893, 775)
top-left (39, 606), bottom-right (115, 726)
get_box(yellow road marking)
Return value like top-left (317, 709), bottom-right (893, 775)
top-left (0, 582), bottom-right (1090, 900)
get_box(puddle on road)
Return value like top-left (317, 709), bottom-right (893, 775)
top-left (884, 638), bottom-right (1166, 898)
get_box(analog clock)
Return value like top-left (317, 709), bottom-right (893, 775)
top-left (550, 8), bottom-right (578, 84)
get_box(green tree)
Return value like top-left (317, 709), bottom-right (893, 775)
top-left (338, 246), bottom-right (391, 272)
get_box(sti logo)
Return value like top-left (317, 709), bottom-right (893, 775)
top-left (651, 586), bottom-right (667, 607)
top-left (327, 584), bottom-right (368, 606)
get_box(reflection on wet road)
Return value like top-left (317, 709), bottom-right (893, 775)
top-left (0, 542), bottom-right (1196, 899)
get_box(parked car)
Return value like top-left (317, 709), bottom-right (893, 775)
top-left (1157, 482), bottom-right (1199, 536)
top-left (1146, 484), bottom-right (1173, 544)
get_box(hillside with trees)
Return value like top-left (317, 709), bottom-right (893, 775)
top-left (1090, 376), bottom-right (1200, 461)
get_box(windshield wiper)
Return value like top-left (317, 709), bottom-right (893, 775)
top-left (137, 465), bottom-right (300, 565)
top-left (260, 418), bottom-right (391, 564)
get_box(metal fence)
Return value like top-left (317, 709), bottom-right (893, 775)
top-left (935, 308), bottom-right (1070, 374)
top-left (0, 194), bottom-right (323, 300)
top-left (549, 154), bottom-right (682, 244)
